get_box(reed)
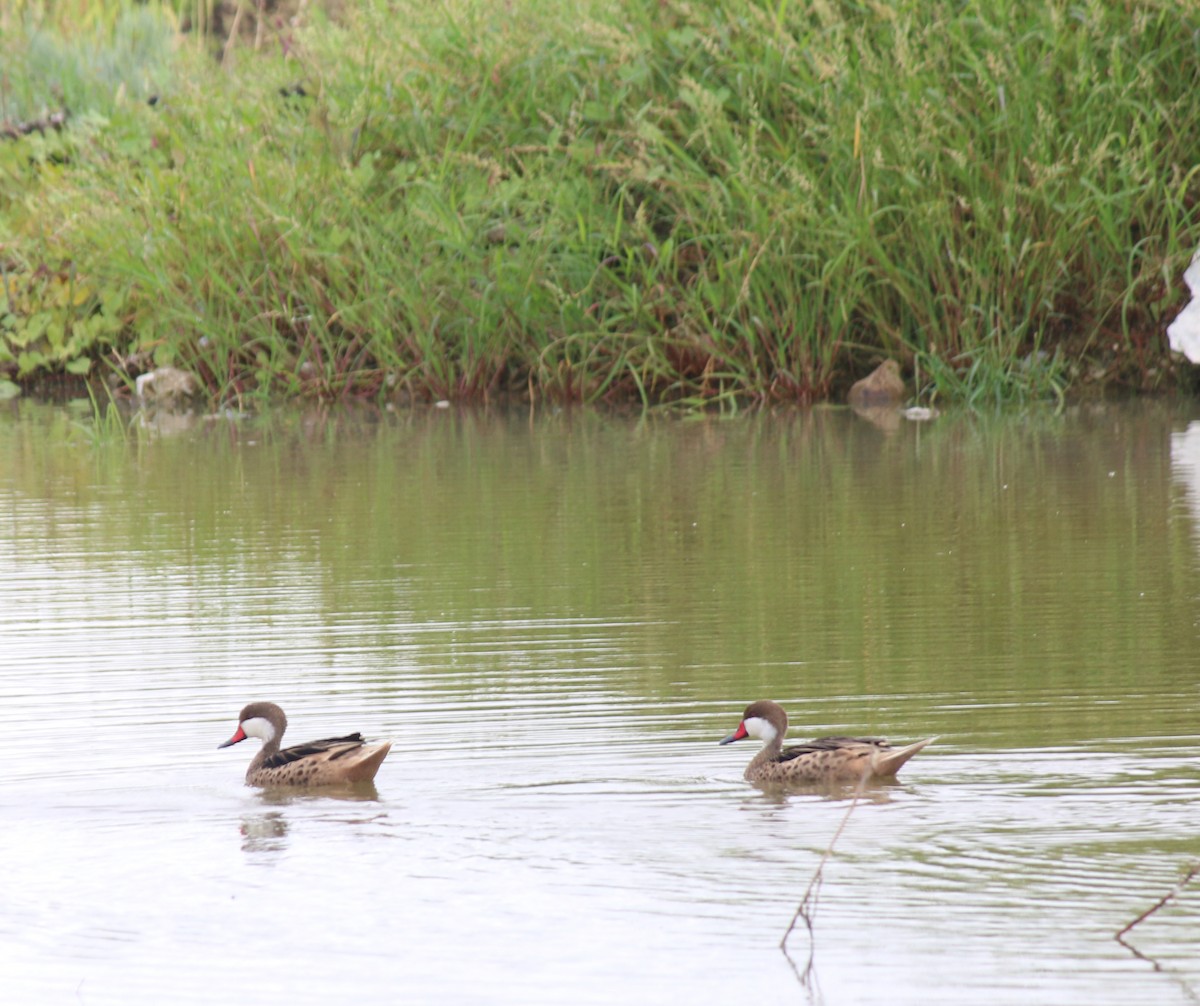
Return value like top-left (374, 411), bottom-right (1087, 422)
top-left (2, 0), bottom-right (1198, 406)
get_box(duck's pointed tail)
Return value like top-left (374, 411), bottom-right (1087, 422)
top-left (345, 741), bottom-right (392, 783)
top-left (870, 736), bottom-right (936, 777)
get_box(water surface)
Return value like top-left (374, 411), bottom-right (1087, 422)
top-left (1, 400), bottom-right (1197, 1003)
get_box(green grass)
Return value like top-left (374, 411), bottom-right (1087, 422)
top-left (1, 0), bottom-right (1199, 407)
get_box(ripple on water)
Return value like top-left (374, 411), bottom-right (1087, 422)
top-left (3, 406), bottom-right (1200, 1004)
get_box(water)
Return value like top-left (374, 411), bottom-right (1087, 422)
top-left (1, 400), bottom-right (1198, 1004)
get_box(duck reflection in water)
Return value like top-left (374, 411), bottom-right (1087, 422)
top-left (239, 810), bottom-right (290, 854)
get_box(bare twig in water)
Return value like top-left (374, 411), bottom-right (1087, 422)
top-left (780, 769), bottom-right (869, 958)
top-left (1116, 873), bottom-right (1200, 1006)
top-left (1116, 861), bottom-right (1200, 943)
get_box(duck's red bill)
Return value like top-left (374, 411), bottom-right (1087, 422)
top-left (719, 722), bottom-right (748, 745)
top-left (218, 725), bottom-right (247, 749)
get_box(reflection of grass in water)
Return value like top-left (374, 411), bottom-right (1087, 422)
top-left (2, 1), bottom-right (1199, 405)
top-left (13, 400), bottom-right (1194, 725)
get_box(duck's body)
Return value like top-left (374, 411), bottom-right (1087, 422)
top-left (219, 701), bottom-right (391, 787)
top-left (719, 700), bottom-right (933, 785)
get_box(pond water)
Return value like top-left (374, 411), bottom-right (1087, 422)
top-left (1, 398), bottom-right (1198, 1004)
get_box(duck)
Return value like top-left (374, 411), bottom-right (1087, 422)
top-left (719, 700), bottom-right (933, 785)
top-left (218, 701), bottom-right (392, 786)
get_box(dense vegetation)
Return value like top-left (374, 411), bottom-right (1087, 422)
top-left (2, 0), bottom-right (1199, 408)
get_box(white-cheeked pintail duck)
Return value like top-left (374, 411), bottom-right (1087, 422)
top-left (719, 700), bottom-right (934, 785)
top-left (219, 701), bottom-right (392, 786)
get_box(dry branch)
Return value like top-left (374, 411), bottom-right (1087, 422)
top-left (780, 770), bottom-right (869, 956)
top-left (1116, 861), bottom-right (1200, 942)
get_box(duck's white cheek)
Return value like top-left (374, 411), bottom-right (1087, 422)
top-left (240, 717), bottom-right (275, 743)
top-left (743, 717), bottom-right (776, 743)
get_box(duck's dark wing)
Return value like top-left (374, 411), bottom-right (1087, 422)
top-left (778, 735), bottom-right (890, 762)
top-left (262, 733), bottom-right (366, 769)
